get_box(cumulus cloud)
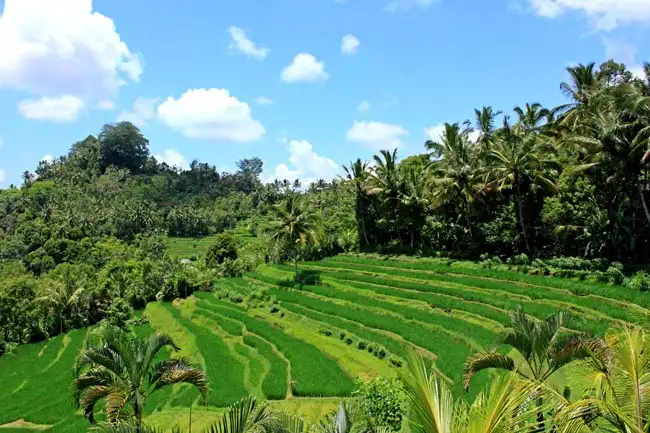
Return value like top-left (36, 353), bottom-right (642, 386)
top-left (98, 100), bottom-right (116, 111)
top-left (347, 121), bottom-right (408, 150)
top-left (117, 97), bottom-right (159, 127)
top-left (602, 38), bottom-right (646, 78)
top-left (157, 88), bottom-right (265, 142)
top-left (265, 139), bottom-right (341, 185)
top-left (357, 101), bottom-right (371, 112)
top-left (18, 95), bottom-right (84, 122)
top-left (425, 123), bottom-right (481, 143)
top-left (0, 136), bottom-right (3, 150)
top-left (281, 53), bottom-right (329, 83)
top-left (0, 169), bottom-right (5, 186)
top-left (154, 149), bottom-right (189, 170)
top-left (525, 0), bottom-right (650, 29)
top-left (341, 34), bottom-right (360, 55)
top-left (254, 96), bottom-right (274, 105)
top-left (386, 0), bottom-right (438, 12)
top-left (227, 26), bottom-right (269, 60)
top-left (0, 0), bottom-right (142, 105)
top-left (41, 154), bottom-right (54, 163)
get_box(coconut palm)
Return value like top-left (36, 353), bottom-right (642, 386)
top-left (206, 397), bottom-right (285, 433)
top-left (401, 351), bottom-right (550, 433)
top-left (368, 149), bottom-right (402, 245)
top-left (514, 103), bottom-right (550, 132)
top-left (482, 118), bottom-right (560, 254)
top-left (554, 326), bottom-right (650, 433)
top-left (267, 194), bottom-right (320, 278)
top-left (464, 308), bottom-right (604, 431)
top-left (72, 325), bottom-right (208, 425)
top-left (342, 158), bottom-right (371, 246)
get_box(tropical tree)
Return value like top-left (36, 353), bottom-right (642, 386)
top-left (482, 118), bottom-right (560, 254)
top-left (464, 308), bottom-right (604, 430)
top-left (554, 326), bottom-right (650, 433)
top-left (72, 325), bottom-right (208, 425)
top-left (267, 194), bottom-right (320, 278)
top-left (342, 159), bottom-right (370, 246)
top-left (401, 351), bottom-right (550, 433)
top-left (206, 397), bottom-right (285, 433)
top-left (368, 149), bottom-right (402, 246)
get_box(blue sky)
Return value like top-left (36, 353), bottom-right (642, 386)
top-left (0, 0), bottom-right (649, 187)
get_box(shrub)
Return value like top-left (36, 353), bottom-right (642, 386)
top-left (205, 233), bottom-right (238, 268)
top-left (388, 356), bottom-right (403, 368)
top-left (625, 271), bottom-right (650, 292)
top-left (357, 340), bottom-right (367, 350)
top-left (269, 305), bottom-right (280, 314)
top-left (352, 377), bottom-right (405, 432)
top-left (606, 266), bottom-right (625, 285)
top-left (340, 332), bottom-right (346, 340)
top-left (506, 253), bottom-right (530, 266)
top-left (319, 329), bottom-right (333, 337)
top-left (375, 347), bottom-right (387, 359)
top-left (106, 297), bottom-right (133, 329)
top-left (345, 337), bottom-right (354, 345)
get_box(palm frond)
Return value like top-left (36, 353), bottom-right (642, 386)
top-left (463, 352), bottom-right (516, 391)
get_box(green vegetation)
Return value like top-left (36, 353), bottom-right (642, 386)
top-left (4, 59), bottom-right (650, 433)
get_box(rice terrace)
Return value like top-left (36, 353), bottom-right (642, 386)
top-left (4, 1), bottom-right (650, 432)
top-left (3, 250), bottom-right (650, 432)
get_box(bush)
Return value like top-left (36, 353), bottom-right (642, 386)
top-left (340, 332), bottom-right (346, 340)
top-left (388, 356), bottom-right (403, 368)
top-left (625, 271), bottom-right (650, 292)
top-left (205, 233), bottom-right (238, 268)
top-left (506, 253), bottom-right (530, 266)
top-left (345, 337), bottom-right (354, 345)
top-left (106, 297), bottom-right (133, 329)
top-left (606, 266), bottom-right (625, 285)
top-left (357, 340), bottom-right (367, 350)
top-left (352, 377), bottom-right (405, 432)
top-left (375, 347), bottom-right (387, 359)
top-left (319, 329), bottom-right (333, 337)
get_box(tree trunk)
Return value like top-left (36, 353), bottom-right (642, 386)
top-left (294, 254), bottom-right (299, 281)
top-left (515, 180), bottom-right (532, 254)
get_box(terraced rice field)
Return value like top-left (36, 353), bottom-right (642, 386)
top-left (2, 253), bottom-right (649, 432)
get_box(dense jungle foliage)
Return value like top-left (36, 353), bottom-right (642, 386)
top-left (2, 59), bottom-right (650, 354)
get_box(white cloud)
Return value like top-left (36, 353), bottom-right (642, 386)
top-left (603, 38), bottom-right (646, 78)
top-left (341, 34), bottom-right (360, 55)
top-left (347, 121), bottom-right (408, 150)
top-left (525, 0), bottom-right (650, 29)
top-left (265, 139), bottom-right (340, 185)
top-left (425, 123), bottom-right (481, 143)
top-left (0, 169), bottom-right (5, 186)
top-left (357, 100), bottom-right (371, 112)
top-left (281, 53), bottom-right (329, 83)
top-left (386, 0), bottom-right (437, 12)
top-left (255, 96), bottom-right (274, 105)
top-left (157, 88), bottom-right (265, 142)
top-left (227, 26), bottom-right (269, 60)
top-left (0, 137), bottom-right (3, 150)
top-left (18, 95), bottom-right (84, 122)
top-left (98, 100), bottom-right (116, 111)
top-left (0, 0), bottom-right (142, 103)
top-left (154, 149), bottom-right (189, 170)
top-left (41, 154), bottom-right (54, 163)
top-left (424, 124), bottom-right (445, 142)
top-left (117, 97), bottom-right (159, 127)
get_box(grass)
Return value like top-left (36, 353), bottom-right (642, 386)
top-left (195, 293), bottom-right (356, 397)
top-left (242, 334), bottom-right (289, 399)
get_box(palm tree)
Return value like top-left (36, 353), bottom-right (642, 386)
top-left (425, 123), bottom-right (476, 213)
top-left (267, 194), bottom-right (320, 279)
top-left (514, 103), bottom-right (550, 132)
top-left (554, 326), bottom-right (650, 433)
top-left (342, 159), bottom-right (370, 246)
top-left (400, 166), bottom-right (430, 248)
top-left (73, 325), bottom-right (208, 425)
top-left (464, 308), bottom-right (603, 431)
top-left (206, 397), bottom-right (284, 433)
top-left (368, 149), bottom-right (402, 246)
top-left (401, 351), bottom-right (549, 433)
top-left (473, 106), bottom-right (501, 156)
top-left (37, 275), bottom-right (86, 335)
top-left (482, 118), bottom-right (560, 254)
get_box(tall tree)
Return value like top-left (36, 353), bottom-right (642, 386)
top-left (98, 122), bottom-right (150, 174)
top-left (368, 149), bottom-right (402, 246)
top-left (72, 326), bottom-right (208, 425)
top-left (267, 194), bottom-right (320, 278)
top-left (343, 159), bottom-right (370, 246)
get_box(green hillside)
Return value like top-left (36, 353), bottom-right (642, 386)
top-left (2, 254), bottom-right (648, 432)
